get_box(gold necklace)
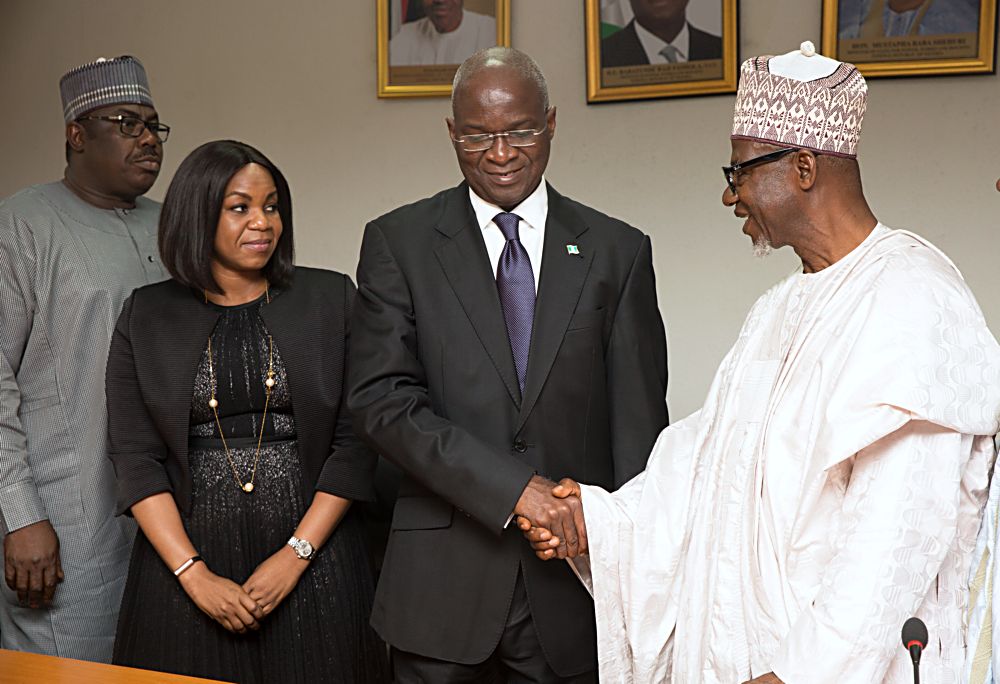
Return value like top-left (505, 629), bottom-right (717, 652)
top-left (205, 285), bottom-right (274, 493)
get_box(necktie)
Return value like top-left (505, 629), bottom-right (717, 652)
top-left (494, 212), bottom-right (535, 392)
top-left (660, 44), bottom-right (681, 63)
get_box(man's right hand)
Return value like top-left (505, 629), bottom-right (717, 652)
top-left (514, 476), bottom-right (587, 559)
top-left (3, 519), bottom-right (64, 608)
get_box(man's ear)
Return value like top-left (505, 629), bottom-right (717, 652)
top-left (796, 149), bottom-right (818, 191)
top-left (66, 121), bottom-right (87, 154)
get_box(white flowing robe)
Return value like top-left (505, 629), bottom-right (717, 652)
top-left (574, 225), bottom-right (1000, 683)
top-left (964, 446), bottom-right (1000, 684)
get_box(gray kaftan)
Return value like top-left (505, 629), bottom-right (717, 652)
top-left (0, 181), bottom-right (165, 660)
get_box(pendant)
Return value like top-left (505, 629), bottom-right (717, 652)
top-left (243, 482), bottom-right (254, 493)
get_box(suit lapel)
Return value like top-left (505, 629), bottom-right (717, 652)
top-left (433, 185), bottom-right (521, 406)
top-left (517, 186), bottom-right (593, 431)
top-left (139, 282), bottom-right (221, 471)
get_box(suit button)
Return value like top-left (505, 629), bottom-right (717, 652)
top-left (513, 439), bottom-right (527, 453)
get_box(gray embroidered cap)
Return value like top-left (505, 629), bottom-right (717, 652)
top-left (59, 55), bottom-right (154, 123)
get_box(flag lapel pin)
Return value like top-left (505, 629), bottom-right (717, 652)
top-left (566, 244), bottom-right (580, 256)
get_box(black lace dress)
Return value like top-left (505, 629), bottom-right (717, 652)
top-left (113, 294), bottom-right (389, 683)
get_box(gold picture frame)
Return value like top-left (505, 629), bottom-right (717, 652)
top-left (377, 0), bottom-right (511, 98)
top-left (821, 0), bottom-right (997, 78)
top-left (585, 0), bottom-right (739, 103)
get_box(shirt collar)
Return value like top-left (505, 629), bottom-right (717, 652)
top-left (468, 176), bottom-right (548, 233)
top-left (634, 19), bottom-right (690, 62)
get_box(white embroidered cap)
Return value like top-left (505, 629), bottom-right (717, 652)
top-left (731, 41), bottom-right (867, 158)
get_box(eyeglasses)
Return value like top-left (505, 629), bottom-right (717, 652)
top-left (77, 115), bottom-right (171, 143)
top-left (722, 147), bottom-right (798, 195)
top-left (451, 126), bottom-right (547, 152)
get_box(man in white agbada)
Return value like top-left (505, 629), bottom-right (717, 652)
top-left (962, 177), bottom-right (1000, 684)
top-left (519, 43), bottom-right (1000, 683)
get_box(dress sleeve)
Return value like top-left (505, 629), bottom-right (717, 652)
top-left (315, 275), bottom-right (377, 502)
top-left (106, 294), bottom-right (173, 515)
top-left (771, 420), bottom-right (970, 683)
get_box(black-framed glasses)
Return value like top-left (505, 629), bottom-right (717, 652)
top-left (77, 115), bottom-right (170, 143)
top-left (451, 125), bottom-right (547, 153)
top-left (722, 147), bottom-right (798, 195)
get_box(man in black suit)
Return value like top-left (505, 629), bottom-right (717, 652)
top-left (602, 0), bottom-right (723, 67)
top-left (349, 47), bottom-right (668, 683)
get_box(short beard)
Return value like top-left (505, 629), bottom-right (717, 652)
top-left (751, 235), bottom-right (773, 259)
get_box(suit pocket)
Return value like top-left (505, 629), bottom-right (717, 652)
top-left (566, 308), bottom-right (605, 331)
top-left (390, 496), bottom-right (455, 531)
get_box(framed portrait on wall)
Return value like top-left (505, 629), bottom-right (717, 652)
top-left (821, 0), bottom-right (997, 77)
top-left (585, 0), bottom-right (739, 103)
top-left (377, 0), bottom-right (511, 98)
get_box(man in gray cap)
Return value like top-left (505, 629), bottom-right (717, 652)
top-left (0, 55), bottom-right (167, 661)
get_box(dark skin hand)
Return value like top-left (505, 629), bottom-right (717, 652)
top-left (516, 477), bottom-right (586, 559)
top-left (178, 561), bottom-right (264, 634)
top-left (744, 674), bottom-right (784, 684)
top-left (3, 519), bottom-right (64, 608)
top-left (242, 546), bottom-right (308, 617)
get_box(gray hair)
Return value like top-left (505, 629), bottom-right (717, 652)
top-left (451, 47), bottom-right (550, 113)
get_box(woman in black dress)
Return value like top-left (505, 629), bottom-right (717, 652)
top-left (106, 140), bottom-right (388, 682)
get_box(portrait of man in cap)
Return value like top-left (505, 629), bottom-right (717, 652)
top-left (838, 0), bottom-right (980, 39)
top-left (0, 55), bottom-right (167, 662)
top-left (389, 0), bottom-right (498, 66)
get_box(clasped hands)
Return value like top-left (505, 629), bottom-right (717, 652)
top-left (178, 545), bottom-right (306, 634)
top-left (514, 475), bottom-right (587, 560)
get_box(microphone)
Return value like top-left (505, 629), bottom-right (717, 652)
top-left (901, 617), bottom-right (928, 684)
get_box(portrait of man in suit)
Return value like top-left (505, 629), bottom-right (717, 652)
top-left (350, 46), bottom-right (669, 683)
top-left (601, 0), bottom-right (723, 68)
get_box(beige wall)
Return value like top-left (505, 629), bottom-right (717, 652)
top-left (2, 0), bottom-right (999, 419)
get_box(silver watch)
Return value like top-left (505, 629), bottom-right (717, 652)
top-left (287, 536), bottom-right (316, 561)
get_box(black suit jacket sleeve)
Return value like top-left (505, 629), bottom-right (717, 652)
top-left (607, 236), bottom-right (669, 486)
top-left (316, 277), bottom-right (377, 501)
top-left (106, 294), bottom-right (173, 514)
top-left (348, 222), bottom-right (535, 533)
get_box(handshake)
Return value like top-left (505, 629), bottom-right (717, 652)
top-left (513, 475), bottom-right (588, 560)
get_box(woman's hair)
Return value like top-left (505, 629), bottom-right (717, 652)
top-left (158, 139), bottom-right (294, 293)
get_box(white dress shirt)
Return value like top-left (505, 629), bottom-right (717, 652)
top-left (634, 20), bottom-right (690, 64)
top-left (468, 177), bottom-right (548, 294)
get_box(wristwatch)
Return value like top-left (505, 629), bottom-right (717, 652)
top-left (287, 536), bottom-right (316, 561)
